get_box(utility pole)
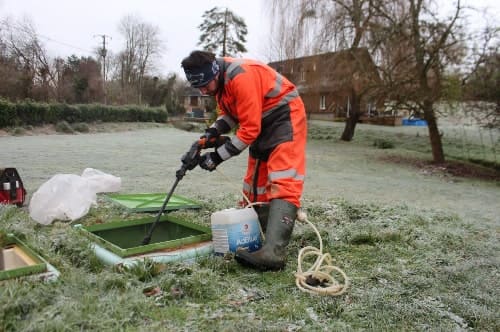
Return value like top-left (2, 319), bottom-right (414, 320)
top-left (222, 8), bottom-right (228, 56)
top-left (94, 34), bottom-right (111, 104)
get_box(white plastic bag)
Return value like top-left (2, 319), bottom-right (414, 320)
top-left (29, 169), bottom-right (121, 225)
top-left (29, 174), bottom-right (96, 225)
top-left (81, 168), bottom-right (121, 193)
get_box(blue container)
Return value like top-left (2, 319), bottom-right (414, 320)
top-left (402, 118), bottom-right (427, 126)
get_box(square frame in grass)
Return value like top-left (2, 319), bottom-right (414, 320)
top-left (1, 234), bottom-right (47, 281)
top-left (77, 215), bottom-right (212, 258)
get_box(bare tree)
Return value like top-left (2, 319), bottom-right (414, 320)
top-left (0, 19), bottom-right (24, 100)
top-left (460, 22), bottom-right (499, 129)
top-left (117, 15), bottom-right (163, 104)
top-left (372, 0), bottom-right (466, 163)
top-left (0, 17), bottom-right (58, 101)
top-left (267, 1), bottom-right (324, 60)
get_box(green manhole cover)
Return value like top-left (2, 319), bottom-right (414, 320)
top-left (106, 193), bottom-right (201, 212)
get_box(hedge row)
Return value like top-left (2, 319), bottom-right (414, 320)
top-left (0, 99), bottom-right (168, 127)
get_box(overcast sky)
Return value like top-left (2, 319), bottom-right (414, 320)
top-left (1, 0), bottom-right (498, 78)
top-left (0, 0), bottom-right (269, 76)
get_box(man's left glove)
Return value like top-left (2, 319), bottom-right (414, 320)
top-left (199, 151), bottom-right (223, 172)
top-left (201, 127), bottom-right (219, 140)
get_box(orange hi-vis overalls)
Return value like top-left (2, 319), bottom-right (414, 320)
top-left (210, 57), bottom-right (307, 207)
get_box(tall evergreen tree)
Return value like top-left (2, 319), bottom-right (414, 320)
top-left (197, 7), bottom-right (248, 57)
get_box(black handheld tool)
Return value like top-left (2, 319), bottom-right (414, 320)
top-left (141, 136), bottom-right (229, 245)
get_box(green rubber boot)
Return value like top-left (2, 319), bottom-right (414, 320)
top-left (253, 204), bottom-right (270, 232)
top-left (235, 199), bottom-right (297, 271)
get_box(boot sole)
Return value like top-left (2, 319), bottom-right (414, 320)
top-left (234, 254), bottom-right (285, 272)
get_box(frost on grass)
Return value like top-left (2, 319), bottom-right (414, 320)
top-left (0, 124), bottom-right (498, 331)
top-left (0, 196), bottom-right (498, 331)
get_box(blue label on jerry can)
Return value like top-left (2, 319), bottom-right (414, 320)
top-left (212, 220), bottom-right (262, 254)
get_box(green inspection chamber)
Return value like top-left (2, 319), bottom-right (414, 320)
top-left (1, 234), bottom-right (48, 280)
top-left (77, 215), bottom-right (212, 258)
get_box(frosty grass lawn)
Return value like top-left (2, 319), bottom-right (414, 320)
top-left (0, 121), bottom-right (498, 331)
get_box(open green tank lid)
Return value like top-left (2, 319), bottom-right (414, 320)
top-left (106, 193), bottom-right (201, 212)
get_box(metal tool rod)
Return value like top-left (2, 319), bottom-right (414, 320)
top-left (141, 176), bottom-right (181, 245)
top-left (140, 138), bottom-right (202, 245)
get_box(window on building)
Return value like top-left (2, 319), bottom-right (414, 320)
top-left (320, 95), bottom-right (326, 110)
top-left (300, 67), bottom-right (306, 81)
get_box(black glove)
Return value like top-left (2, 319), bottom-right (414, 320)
top-left (202, 135), bottom-right (230, 149)
top-left (199, 152), bottom-right (222, 172)
top-left (201, 127), bottom-right (219, 140)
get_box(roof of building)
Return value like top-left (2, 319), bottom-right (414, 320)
top-left (268, 48), bottom-right (381, 95)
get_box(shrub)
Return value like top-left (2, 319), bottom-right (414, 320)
top-left (72, 122), bottom-right (90, 133)
top-left (0, 101), bottom-right (168, 128)
top-left (55, 120), bottom-right (74, 133)
top-left (18, 100), bottom-right (54, 125)
top-left (11, 127), bottom-right (26, 136)
top-left (0, 98), bottom-right (16, 127)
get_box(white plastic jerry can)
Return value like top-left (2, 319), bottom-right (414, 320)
top-left (210, 206), bottom-right (262, 255)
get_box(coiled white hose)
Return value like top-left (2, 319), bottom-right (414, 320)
top-left (294, 209), bottom-right (349, 296)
